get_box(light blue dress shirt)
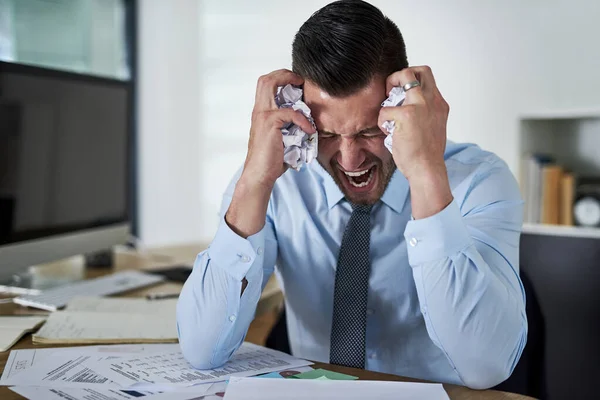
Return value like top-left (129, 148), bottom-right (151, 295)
top-left (177, 141), bottom-right (527, 389)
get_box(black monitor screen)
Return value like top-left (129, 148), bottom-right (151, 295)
top-left (0, 62), bottom-right (129, 246)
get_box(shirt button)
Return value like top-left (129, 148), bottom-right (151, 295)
top-left (366, 308), bottom-right (374, 316)
top-left (257, 247), bottom-right (264, 255)
top-left (409, 237), bottom-right (418, 247)
top-left (368, 352), bottom-right (377, 359)
top-left (240, 255), bottom-right (251, 263)
top-left (421, 306), bottom-right (428, 315)
top-left (229, 315), bottom-right (237, 322)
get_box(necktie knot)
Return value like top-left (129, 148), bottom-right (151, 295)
top-left (351, 203), bottom-right (373, 214)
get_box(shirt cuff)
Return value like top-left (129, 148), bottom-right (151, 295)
top-left (207, 217), bottom-right (265, 281)
top-left (404, 199), bottom-right (473, 265)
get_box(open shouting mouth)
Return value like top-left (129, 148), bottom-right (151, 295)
top-left (338, 165), bottom-right (378, 194)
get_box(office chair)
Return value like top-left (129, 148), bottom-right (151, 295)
top-left (265, 306), bottom-right (291, 355)
top-left (266, 270), bottom-right (546, 398)
top-left (493, 269), bottom-right (546, 398)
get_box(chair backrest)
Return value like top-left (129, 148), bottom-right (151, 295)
top-left (520, 232), bottom-right (600, 400)
top-left (265, 306), bottom-right (291, 355)
top-left (493, 269), bottom-right (546, 398)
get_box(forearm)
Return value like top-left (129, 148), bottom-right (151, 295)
top-left (406, 201), bottom-right (527, 389)
top-left (177, 220), bottom-right (268, 369)
top-left (226, 173), bottom-right (274, 238)
top-left (407, 163), bottom-right (453, 220)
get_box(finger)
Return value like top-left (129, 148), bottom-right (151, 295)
top-left (410, 65), bottom-right (437, 89)
top-left (269, 108), bottom-right (316, 134)
top-left (255, 69), bottom-right (304, 112)
top-left (385, 67), bottom-right (427, 105)
top-left (377, 105), bottom-right (416, 134)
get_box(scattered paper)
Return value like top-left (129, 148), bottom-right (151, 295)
top-left (66, 296), bottom-right (177, 314)
top-left (1, 344), bottom-right (315, 400)
top-left (0, 344), bottom-right (179, 384)
top-left (9, 386), bottom-right (166, 400)
top-left (144, 382), bottom-right (228, 400)
top-left (288, 368), bottom-right (358, 380)
top-left (275, 84), bottom-right (318, 171)
top-left (9, 385), bottom-right (216, 400)
top-left (0, 316), bottom-right (46, 352)
top-left (33, 310), bottom-right (177, 344)
top-left (223, 376), bottom-right (450, 400)
top-left (381, 86), bottom-right (406, 153)
top-left (94, 342), bottom-right (312, 387)
top-left (4, 352), bottom-right (127, 388)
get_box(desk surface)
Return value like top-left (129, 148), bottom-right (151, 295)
top-left (0, 245), bottom-right (534, 400)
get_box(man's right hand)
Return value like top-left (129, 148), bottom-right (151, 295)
top-left (226, 70), bottom-right (315, 238)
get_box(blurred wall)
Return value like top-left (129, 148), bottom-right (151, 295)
top-left (138, 0), bottom-right (600, 246)
top-left (137, 0), bottom-right (202, 246)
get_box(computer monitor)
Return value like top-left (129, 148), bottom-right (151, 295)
top-left (0, 61), bottom-right (131, 285)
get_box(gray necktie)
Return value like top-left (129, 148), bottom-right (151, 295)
top-left (329, 203), bottom-right (372, 369)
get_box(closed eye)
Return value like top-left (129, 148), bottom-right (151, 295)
top-left (361, 131), bottom-right (384, 139)
top-left (319, 132), bottom-right (337, 139)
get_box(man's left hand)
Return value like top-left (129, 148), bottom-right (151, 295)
top-left (378, 66), bottom-right (453, 219)
top-left (378, 66), bottom-right (449, 181)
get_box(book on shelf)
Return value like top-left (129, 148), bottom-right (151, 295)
top-left (541, 165), bottom-right (562, 224)
top-left (521, 153), bottom-right (576, 226)
top-left (559, 172), bottom-right (575, 226)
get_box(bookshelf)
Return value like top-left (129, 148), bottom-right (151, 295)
top-left (519, 108), bottom-right (600, 238)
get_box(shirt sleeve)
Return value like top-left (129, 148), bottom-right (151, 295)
top-left (176, 170), bottom-right (278, 369)
top-left (404, 159), bottom-right (527, 390)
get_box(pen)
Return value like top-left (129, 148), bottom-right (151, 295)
top-left (146, 293), bottom-right (179, 300)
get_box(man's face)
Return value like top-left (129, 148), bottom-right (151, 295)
top-left (304, 77), bottom-right (396, 205)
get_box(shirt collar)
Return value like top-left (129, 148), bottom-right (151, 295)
top-left (311, 162), bottom-right (409, 214)
top-left (380, 169), bottom-right (410, 214)
top-left (310, 161), bottom-right (345, 209)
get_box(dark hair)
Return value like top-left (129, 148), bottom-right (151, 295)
top-left (292, 0), bottom-right (408, 97)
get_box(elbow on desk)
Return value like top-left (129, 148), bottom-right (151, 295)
top-left (458, 364), bottom-right (511, 391)
top-left (457, 327), bottom-right (528, 390)
top-left (176, 319), bottom-right (228, 370)
top-left (176, 297), bottom-right (226, 370)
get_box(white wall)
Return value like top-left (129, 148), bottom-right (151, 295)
top-left (139, 0), bottom-right (600, 246)
top-left (137, 0), bottom-right (203, 246)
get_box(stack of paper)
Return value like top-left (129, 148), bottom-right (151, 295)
top-left (0, 342), bottom-right (314, 400)
top-left (0, 316), bottom-right (46, 352)
top-left (33, 296), bottom-right (178, 344)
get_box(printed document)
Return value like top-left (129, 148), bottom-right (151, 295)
top-left (94, 342), bottom-right (313, 387)
top-left (0, 344), bottom-right (179, 385)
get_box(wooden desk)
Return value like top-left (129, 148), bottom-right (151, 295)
top-left (0, 246), bottom-right (534, 400)
top-left (311, 362), bottom-right (535, 400)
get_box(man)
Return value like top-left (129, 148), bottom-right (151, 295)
top-left (177, 0), bottom-right (526, 390)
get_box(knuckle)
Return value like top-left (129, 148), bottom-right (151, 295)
top-left (378, 110), bottom-right (390, 124)
top-left (257, 74), bottom-right (270, 86)
top-left (434, 94), bottom-right (449, 113)
top-left (278, 108), bottom-right (292, 119)
top-left (442, 99), bottom-right (450, 114)
top-left (401, 105), bottom-right (418, 119)
top-left (253, 110), bottom-right (269, 123)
